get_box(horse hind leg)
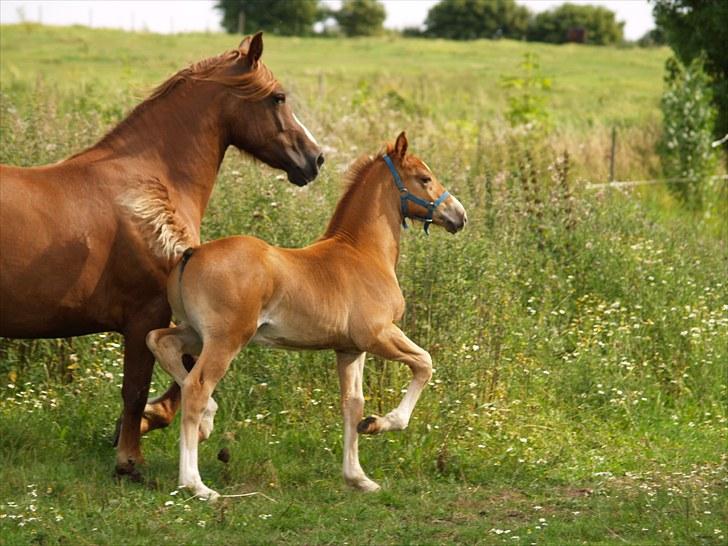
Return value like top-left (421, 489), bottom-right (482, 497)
top-left (145, 325), bottom-right (217, 441)
top-left (139, 353), bottom-right (195, 435)
top-left (116, 307), bottom-right (171, 479)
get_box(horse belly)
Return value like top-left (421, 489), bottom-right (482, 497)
top-left (0, 179), bottom-right (118, 337)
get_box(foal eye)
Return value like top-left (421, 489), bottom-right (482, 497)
top-left (273, 94), bottom-right (286, 105)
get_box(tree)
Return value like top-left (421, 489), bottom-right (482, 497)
top-left (637, 27), bottom-right (665, 47)
top-left (527, 3), bottom-right (624, 45)
top-left (335, 0), bottom-right (386, 37)
top-left (652, 0), bottom-right (728, 143)
top-left (215, 0), bottom-right (321, 36)
top-left (424, 0), bottom-right (530, 41)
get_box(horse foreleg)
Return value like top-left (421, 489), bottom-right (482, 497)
top-left (358, 325), bottom-right (432, 435)
top-left (116, 309), bottom-right (170, 478)
top-left (336, 351), bottom-right (380, 492)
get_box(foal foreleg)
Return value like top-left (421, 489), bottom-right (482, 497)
top-left (336, 351), bottom-right (380, 492)
top-left (146, 326), bottom-right (218, 441)
top-left (358, 325), bottom-right (432, 435)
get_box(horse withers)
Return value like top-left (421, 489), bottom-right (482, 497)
top-left (0, 32), bottom-right (323, 478)
top-left (146, 132), bottom-right (467, 499)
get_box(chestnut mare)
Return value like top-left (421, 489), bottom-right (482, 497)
top-left (0, 33), bottom-right (323, 477)
top-left (146, 132), bottom-right (467, 499)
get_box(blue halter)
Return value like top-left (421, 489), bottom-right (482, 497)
top-left (382, 154), bottom-right (450, 234)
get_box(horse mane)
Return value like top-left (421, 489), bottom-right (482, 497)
top-left (76, 48), bottom-right (278, 157)
top-left (147, 48), bottom-right (278, 102)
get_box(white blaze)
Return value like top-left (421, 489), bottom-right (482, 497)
top-left (292, 113), bottom-right (318, 145)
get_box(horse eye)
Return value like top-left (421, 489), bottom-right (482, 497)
top-left (420, 176), bottom-right (431, 184)
top-left (273, 94), bottom-right (286, 105)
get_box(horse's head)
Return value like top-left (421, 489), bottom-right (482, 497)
top-left (219, 33), bottom-right (324, 186)
top-left (385, 132), bottom-right (467, 234)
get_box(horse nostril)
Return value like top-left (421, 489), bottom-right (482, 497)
top-left (316, 153), bottom-right (325, 168)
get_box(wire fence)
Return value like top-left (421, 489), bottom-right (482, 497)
top-left (584, 174), bottom-right (728, 190)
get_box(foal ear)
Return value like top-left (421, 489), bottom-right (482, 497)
top-left (394, 131), bottom-right (408, 159)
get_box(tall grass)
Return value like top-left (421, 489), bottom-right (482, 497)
top-left (0, 25), bottom-right (726, 545)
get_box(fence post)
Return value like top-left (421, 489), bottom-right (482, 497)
top-left (609, 126), bottom-right (616, 181)
top-left (238, 11), bottom-right (245, 34)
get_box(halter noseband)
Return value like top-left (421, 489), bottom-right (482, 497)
top-left (382, 154), bottom-right (449, 234)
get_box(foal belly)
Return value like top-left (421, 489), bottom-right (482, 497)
top-left (251, 322), bottom-right (343, 351)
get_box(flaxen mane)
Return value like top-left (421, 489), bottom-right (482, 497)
top-left (119, 177), bottom-right (198, 261)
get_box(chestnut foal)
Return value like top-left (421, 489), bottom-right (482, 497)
top-left (146, 132), bottom-right (467, 499)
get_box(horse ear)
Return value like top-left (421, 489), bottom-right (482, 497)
top-left (394, 131), bottom-right (408, 158)
top-left (246, 31), bottom-right (264, 66)
top-left (238, 35), bottom-right (252, 52)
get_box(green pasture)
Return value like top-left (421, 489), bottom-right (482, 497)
top-left (0, 24), bottom-right (726, 545)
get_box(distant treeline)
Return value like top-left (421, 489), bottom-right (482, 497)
top-left (216, 0), bottom-right (643, 46)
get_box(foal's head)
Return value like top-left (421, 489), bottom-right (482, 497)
top-left (384, 132), bottom-right (467, 234)
top-left (202, 33), bottom-right (323, 186)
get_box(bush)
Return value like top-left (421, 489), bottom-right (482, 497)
top-left (658, 57), bottom-right (718, 209)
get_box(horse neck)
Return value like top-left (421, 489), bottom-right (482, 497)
top-left (84, 84), bottom-right (229, 222)
top-left (324, 160), bottom-right (403, 268)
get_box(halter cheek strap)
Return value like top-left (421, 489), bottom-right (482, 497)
top-left (383, 153), bottom-right (449, 234)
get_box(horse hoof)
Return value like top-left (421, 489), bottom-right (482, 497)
top-left (217, 448), bottom-right (231, 464)
top-left (357, 415), bottom-right (380, 434)
top-left (115, 462), bottom-right (144, 483)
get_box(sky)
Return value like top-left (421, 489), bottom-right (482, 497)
top-left (0, 0), bottom-right (656, 41)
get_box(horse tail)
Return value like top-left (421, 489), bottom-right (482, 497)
top-left (118, 177), bottom-right (198, 261)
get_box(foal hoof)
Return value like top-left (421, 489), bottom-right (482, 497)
top-left (357, 415), bottom-right (381, 435)
top-left (345, 476), bottom-right (381, 492)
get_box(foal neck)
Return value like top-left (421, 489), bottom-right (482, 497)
top-left (323, 159), bottom-right (403, 268)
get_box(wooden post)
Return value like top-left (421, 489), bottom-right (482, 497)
top-left (609, 126), bottom-right (616, 181)
top-left (238, 11), bottom-right (245, 34)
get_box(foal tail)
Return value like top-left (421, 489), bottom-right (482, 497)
top-left (118, 177), bottom-right (198, 261)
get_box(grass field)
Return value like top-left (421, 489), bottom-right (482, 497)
top-left (1, 24), bottom-right (726, 545)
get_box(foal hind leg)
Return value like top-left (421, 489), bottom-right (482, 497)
top-left (336, 351), bottom-right (380, 492)
top-left (178, 335), bottom-right (246, 500)
top-left (146, 325), bottom-right (219, 441)
top-left (358, 325), bottom-right (432, 435)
